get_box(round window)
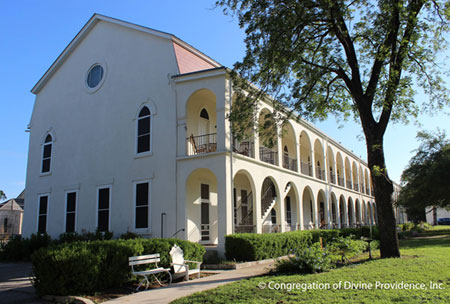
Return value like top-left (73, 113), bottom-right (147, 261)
top-left (86, 64), bottom-right (104, 88)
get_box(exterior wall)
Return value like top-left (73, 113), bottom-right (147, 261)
top-left (0, 210), bottom-right (23, 236)
top-left (426, 207), bottom-right (450, 225)
top-left (23, 20), bottom-right (180, 239)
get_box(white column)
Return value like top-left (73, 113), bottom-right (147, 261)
top-left (254, 181), bottom-right (262, 233)
top-left (217, 157), bottom-right (233, 257)
top-left (297, 188), bottom-right (304, 230)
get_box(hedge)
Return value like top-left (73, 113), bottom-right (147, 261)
top-left (31, 238), bottom-right (205, 296)
top-left (225, 227), bottom-right (379, 262)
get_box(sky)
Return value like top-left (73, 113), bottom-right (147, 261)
top-left (0, 0), bottom-right (449, 202)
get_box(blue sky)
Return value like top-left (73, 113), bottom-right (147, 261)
top-left (1, 0), bottom-right (449, 201)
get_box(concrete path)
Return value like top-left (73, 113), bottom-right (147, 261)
top-left (103, 260), bottom-right (276, 304)
top-left (0, 262), bottom-right (48, 304)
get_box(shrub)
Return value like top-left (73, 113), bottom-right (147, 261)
top-left (327, 236), bottom-right (368, 263)
top-left (0, 234), bottom-right (53, 261)
top-left (225, 231), bottom-right (312, 261)
top-left (119, 231), bottom-right (140, 240)
top-left (400, 222), bottom-right (415, 231)
top-left (276, 243), bottom-right (335, 274)
top-left (31, 238), bottom-right (205, 296)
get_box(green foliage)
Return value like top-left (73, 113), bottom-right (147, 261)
top-left (119, 231), bottom-right (140, 240)
top-left (327, 236), bottom-right (368, 262)
top-left (276, 243), bottom-right (335, 274)
top-left (399, 130), bottom-right (450, 220)
top-left (0, 190), bottom-right (6, 201)
top-left (225, 228), bottom-right (378, 262)
top-left (31, 238), bottom-right (205, 296)
top-left (225, 231), bottom-right (312, 261)
top-left (0, 233), bottom-right (53, 261)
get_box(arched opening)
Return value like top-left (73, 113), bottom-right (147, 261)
top-left (258, 109), bottom-right (278, 165)
top-left (261, 177), bottom-right (279, 233)
top-left (314, 139), bottom-right (325, 180)
top-left (299, 131), bottom-right (313, 176)
top-left (327, 146), bottom-right (336, 184)
top-left (284, 182), bottom-right (299, 231)
top-left (352, 162), bottom-right (358, 191)
top-left (185, 89), bottom-right (217, 155)
top-left (362, 200), bottom-right (367, 225)
top-left (137, 106), bottom-right (151, 154)
top-left (347, 197), bottom-right (354, 227)
top-left (339, 195), bottom-right (346, 227)
top-left (359, 166), bottom-right (364, 193)
top-left (345, 157), bottom-right (352, 189)
top-left (233, 170), bottom-right (256, 233)
top-left (281, 122), bottom-right (298, 172)
top-left (317, 190), bottom-right (327, 228)
top-left (302, 187), bottom-right (315, 229)
top-left (336, 152), bottom-right (345, 186)
top-left (41, 133), bottom-right (53, 173)
top-left (330, 193), bottom-right (338, 228)
top-left (364, 169), bottom-right (370, 195)
top-left (185, 168), bottom-right (218, 244)
top-left (355, 199), bottom-right (361, 226)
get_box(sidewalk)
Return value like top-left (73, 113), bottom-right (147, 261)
top-left (103, 260), bottom-right (276, 304)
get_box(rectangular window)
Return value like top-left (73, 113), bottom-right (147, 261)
top-left (97, 187), bottom-right (110, 232)
top-left (41, 143), bottom-right (52, 173)
top-left (65, 192), bottom-right (77, 233)
top-left (38, 196), bottom-right (48, 233)
top-left (135, 182), bottom-right (149, 229)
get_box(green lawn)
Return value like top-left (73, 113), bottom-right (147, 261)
top-left (173, 232), bottom-right (450, 303)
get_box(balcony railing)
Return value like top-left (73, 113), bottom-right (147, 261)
top-left (346, 180), bottom-right (353, 189)
top-left (338, 176), bottom-right (345, 187)
top-left (233, 139), bottom-right (255, 158)
top-left (259, 146), bottom-right (278, 165)
top-left (366, 187), bottom-right (370, 195)
top-left (330, 173), bottom-right (336, 184)
top-left (301, 161), bottom-right (313, 176)
top-left (316, 168), bottom-right (326, 181)
top-left (354, 183), bottom-right (359, 191)
top-left (282, 154), bottom-right (298, 172)
top-left (186, 133), bottom-right (217, 156)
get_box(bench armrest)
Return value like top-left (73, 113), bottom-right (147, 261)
top-left (185, 260), bottom-right (202, 266)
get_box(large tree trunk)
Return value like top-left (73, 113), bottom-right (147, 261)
top-left (367, 135), bottom-right (401, 258)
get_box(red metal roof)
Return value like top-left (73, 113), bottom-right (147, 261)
top-left (173, 42), bottom-right (215, 74)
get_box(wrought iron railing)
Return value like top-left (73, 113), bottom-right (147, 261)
top-left (316, 168), bottom-right (326, 181)
top-left (301, 161), bottom-right (313, 176)
top-left (186, 133), bottom-right (217, 156)
top-left (354, 183), bottom-right (359, 191)
top-left (338, 176), bottom-right (345, 186)
top-left (233, 139), bottom-right (254, 158)
top-left (282, 154), bottom-right (298, 172)
top-left (346, 179), bottom-right (353, 189)
top-left (366, 187), bottom-right (370, 195)
top-left (330, 173), bottom-right (336, 184)
top-left (259, 146), bottom-right (278, 166)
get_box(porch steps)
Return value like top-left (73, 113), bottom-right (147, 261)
top-left (261, 199), bottom-right (276, 221)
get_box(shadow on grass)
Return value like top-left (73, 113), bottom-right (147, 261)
top-left (399, 236), bottom-right (450, 249)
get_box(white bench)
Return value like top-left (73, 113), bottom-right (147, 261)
top-left (129, 254), bottom-right (172, 291)
top-left (170, 244), bottom-right (202, 281)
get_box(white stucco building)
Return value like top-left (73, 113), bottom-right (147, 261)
top-left (23, 14), bottom-right (382, 256)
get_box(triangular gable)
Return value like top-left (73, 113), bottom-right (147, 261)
top-left (31, 14), bottom-right (221, 94)
top-left (0, 199), bottom-right (23, 211)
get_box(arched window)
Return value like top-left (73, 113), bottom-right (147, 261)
top-left (137, 106), bottom-right (151, 153)
top-left (41, 134), bottom-right (53, 173)
top-left (199, 108), bottom-right (210, 135)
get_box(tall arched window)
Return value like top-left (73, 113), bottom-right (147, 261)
top-left (137, 106), bottom-right (151, 153)
top-left (41, 134), bottom-right (53, 173)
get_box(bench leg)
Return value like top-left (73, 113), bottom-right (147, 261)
top-left (136, 276), bottom-right (150, 291)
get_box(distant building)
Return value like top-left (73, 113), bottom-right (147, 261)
top-left (426, 207), bottom-right (450, 225)
top-left (0, 190), bottom-right (25, 239)
top-left (392, 183), bottom-right (408, 224)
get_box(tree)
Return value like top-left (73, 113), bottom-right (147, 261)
top-left (217, 0), bottom-right (450, 257)
top-left (398, 130), bottom-right (450, 222)
top-left (0, 190), bottom-right (6, 201)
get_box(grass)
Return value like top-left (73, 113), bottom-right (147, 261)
top-left (172, 231), bottom-right (450, 303)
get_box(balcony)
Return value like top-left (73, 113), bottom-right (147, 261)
top-left (259, 146), bottom-right (278, 166)
top-left (186, 133), bottom-right (217, 156)
top-left (338, 176), bottom-right (345, 187)
top-left (233, 139), bottom-right (255, 158)
top-left (354, 183), bottom-right (359, 191)
top-left (301, 161), bottom-right (313, 176)
top-left (282, 153), bottom-right (298, 172)
top-left (316, 168), bottom-right (326, 181)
